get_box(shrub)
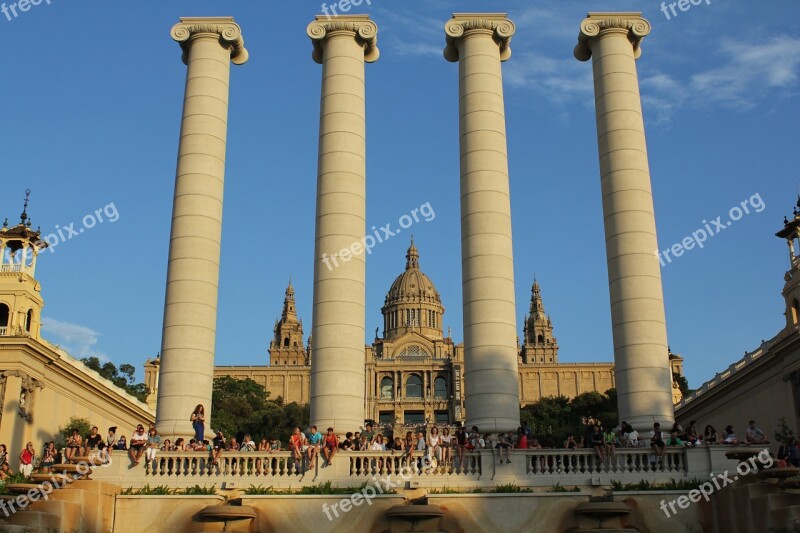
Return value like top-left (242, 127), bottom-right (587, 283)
top-left (489, 483), bottom-right (532, 494)
top-left (182, 485), bottom-right (216, 495)
top-left (244, 485), bottom-right (279, 495)
top-left (610, 478), bottom-right (705, 491)
top-left (547, 482), bottom-right (581, 493)
top-left (120, 484), bottom-right (178, 495)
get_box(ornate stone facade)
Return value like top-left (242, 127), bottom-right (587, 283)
top-left (143, 241), bottom-right (684, 429)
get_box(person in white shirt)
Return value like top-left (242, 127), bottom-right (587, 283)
top-left (370, 435), bottom-right (387, 472)
top-left (128, 425), bottom-right (148, 466)
top-left (626, 428), bottom-right (640, 447)
top-left (240, 434), bottom-right (257, 452)
top-left (370, 435), bottom-right (386, 451)
top-left (427, 427), bottom-right (442, 462)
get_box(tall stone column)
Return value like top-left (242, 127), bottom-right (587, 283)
top-left (307, 15), bottom-right (378, 431)
top-left (156, 17), bottom-right (248, 440)
top-left (575, 12), bottom-right (674, 429)
top-left (444, 13), bottom-right (520, 433)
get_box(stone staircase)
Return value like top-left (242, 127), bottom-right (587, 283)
top-left (0, 458), bottom-right (118, 533)
top-left (712, 470), bottom-right (800, 533)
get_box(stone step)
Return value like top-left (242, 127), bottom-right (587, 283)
top-left (31, 499), bottom-right (82, 531)
top-left (50, 463), bottom-right (92, 478)
top-left (4, 510), bottom-right (60, 531)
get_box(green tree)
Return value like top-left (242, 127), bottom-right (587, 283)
top-left (519, 389), bottom-right (619, 447)
top-left (673, 373), bottom-right (690, 397)
top-left (211, 376), bottom-right (310, 445)
top-left (57, 416), bottom-right (92, 445)
top-left (81, 357), bottom-right (148, 402)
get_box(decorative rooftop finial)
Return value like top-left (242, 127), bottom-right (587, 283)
top-left (405, 237), bottom-right (420, 270)
top-left (20, 189), bottom-right (30, 224)
top-left (2, 218), bottom-right (7, 228)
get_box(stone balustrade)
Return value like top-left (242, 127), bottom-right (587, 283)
top-left (87, 445), bottom-right (742, 490)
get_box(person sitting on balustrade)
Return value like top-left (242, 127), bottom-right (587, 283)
top-left (649, 423), bottom-right (666, 463)
top-left (322, 427), bottom-right (339, 467)
top-left (704, 425), bottom-right (718, 445)
top-left (745, 420), bottom-right (769, 445)
top-left (722, 425), bottom-right (739, 445)
top-left (666, 431), bottom-right (683, 447)
top-left (129, 425), bottom-right (147, 466)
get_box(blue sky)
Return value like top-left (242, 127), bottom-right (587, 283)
top-left (1, 1), bottom-right (798, 392)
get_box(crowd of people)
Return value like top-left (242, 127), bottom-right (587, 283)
top-left (1, 407), bottom-right (797, 480)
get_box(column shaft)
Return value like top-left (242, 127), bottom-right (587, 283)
top-left (445, 14), bottom-right (520, 433)
top-left (307, 16), bottom-right (378, 432)
top-left (156, 18), bottom-right (247, 440)
top-left (575, 13), bottom-right (674, 429)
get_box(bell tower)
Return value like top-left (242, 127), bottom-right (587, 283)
top-left (0, 190), bottom-right (48, 340)
top-left (519, 279), bottom-right (559, 364)
top-left (776, 197), bottom-right (800, 330)
top-left (268, 280), bottom-right (308, 366)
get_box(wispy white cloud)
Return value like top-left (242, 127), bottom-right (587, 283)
top-left (505, 51), bottom-right (594, 105)
top-left (689, 35), bottom-right (800, 107)
top-left (42, 317), bottom-right (109, 362)
top-left (371, 5), bottom-right (443, 58)
top-left (505, 33), bottom-right (800, 126)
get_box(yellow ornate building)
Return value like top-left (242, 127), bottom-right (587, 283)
top-left (145, 240), bottom-right (684, 425)
top-left (0, 199), bottom-right (154, 453)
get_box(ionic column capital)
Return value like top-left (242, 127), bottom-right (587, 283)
top-left (444, 13), bottom-right (516, 63)
top-left (307, 15), bottom-right (379, 64)
top-left (574, 12), bottom-right (651, 61)
top-left (171, 17), bottom-right (249, 65)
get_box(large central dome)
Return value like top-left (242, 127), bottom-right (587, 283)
top-left (381, 239), bottom-right (444, 340)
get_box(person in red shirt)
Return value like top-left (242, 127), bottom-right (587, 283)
top-left (516, 427), bottom-right (528, 449)
top-left (322, 427), bottom-right (339, 467)
top-left (19, 442), bottom-right (35, 477)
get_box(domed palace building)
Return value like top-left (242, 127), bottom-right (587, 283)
top-left (144, 240), bottom-right (685, 431)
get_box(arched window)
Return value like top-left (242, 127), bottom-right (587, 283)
top-left (0, 303), bottom-right (9, 334)
top-left (406, 375), bottom-right (423, 398)
top-left (283, 337), bottom-right (289, 347)
top-left (537, 334), bottom-right (544, 344)
top-left (380, 377), bottom-right (394, 399)
top-left (434, 377), bottom-right (447, 398)
top-left (25, 310), bottom-right (32, 332)
top-left (397, 344), bottom-right (428, 357)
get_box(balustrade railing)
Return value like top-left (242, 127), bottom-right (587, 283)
top-left (522, 448), bottom-right (686, 476)
top-left (140, 449), bottom-right (483, 481)
top-left (144, 451), bottom-right (305, 479)
top-left (0, 327), bottom-right (7, 336)
top-left (0, 264), bottom-right (22, 273)
top-left (347, 450), bottom-right (481, 478)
